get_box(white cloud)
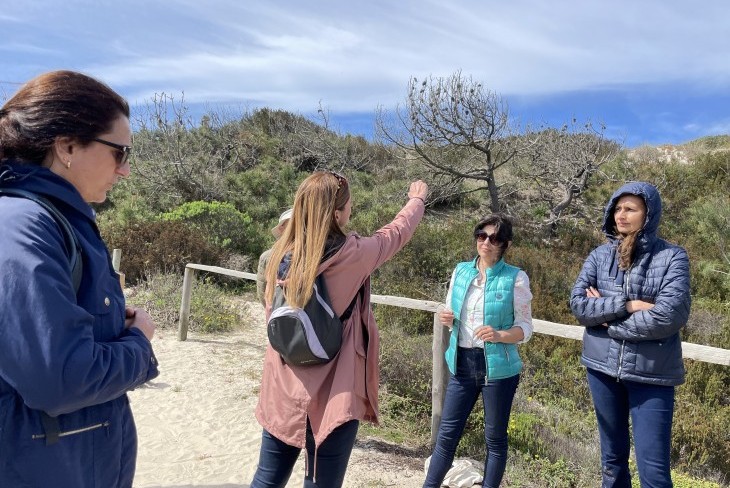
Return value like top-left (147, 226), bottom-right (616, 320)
top-left (76, 1), bottom-right (728, 109)
top-left (0, 41), bottom-right (62, 55)
top-left (3, 0), bottom-right (729, 142)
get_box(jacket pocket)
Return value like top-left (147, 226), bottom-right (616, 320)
top-left (634, 335), bottom-right (683, 377)
top-left (78, 281), bottom-right (125, 341)
top-left (582, 328), bottom-right (612, 364)
top-left (354, 346), bottom-right (367, 400)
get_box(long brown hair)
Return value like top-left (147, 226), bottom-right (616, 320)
top-left (265, 171), bottom-right (350, 307)
top-left (616, 232), bottom-right (639, 270)
top-left (0, 70), bottom-right (129, 164)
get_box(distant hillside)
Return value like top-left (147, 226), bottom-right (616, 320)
top-left (681, 134), bottom-right (730, 152)
top-left (626, 134), bottom-right (730, 165)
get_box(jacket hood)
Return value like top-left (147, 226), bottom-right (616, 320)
top-left (602, 181), bottom-right (662, 243)
top-left (0, 162), bottom-right (95, 221)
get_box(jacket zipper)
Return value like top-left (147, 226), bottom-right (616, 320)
top-left (616, 341), bottom-right (626, 382)
top-left (616, 265), bottom-right (633, 381)
top-left (32, 421), bottom-right (111, 441)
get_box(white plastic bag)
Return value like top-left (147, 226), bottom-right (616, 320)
top-left (424, 455), bottom-right (483, 487)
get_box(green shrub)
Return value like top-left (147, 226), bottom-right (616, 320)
top-left (505, 453), bottom-right (582, 487)
top-left (670, 471), bottom-right (722, 488)
top-left (223, 163), bottom-right (301, 223)
top-left (126, 272), bottom-right (243, 333)
top-left (98, 181), bottom-right (157, 228)
top-left (161, 200), bottom-right (261, 257)
top-left (673, 381), bottom-right (730, 478)
top-left (510, 246), bottom-right (584, 324)
top-left (521, 338), bottom-right (586, 406)
top-left (102, 220), bottom-right (226, 285)
top-left (379, 327), bottom-right (433, 403)
top-left (369, 389), bottom-right (432, 445)
top-left (372, 326), bottom-right (434, 446)
top-left (530, 457), bottom-right (579, 487)
top-left (509, 412), bottom-right (548, 456)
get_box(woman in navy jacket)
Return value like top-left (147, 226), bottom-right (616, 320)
top-left (570, 181), bottom-right (690, 488)
top-left (0, 71), bottom-right (158, 487)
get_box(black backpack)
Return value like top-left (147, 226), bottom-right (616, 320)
top-left (267, 274), bottom-right (362, 367)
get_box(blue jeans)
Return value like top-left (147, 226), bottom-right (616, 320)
top-left (250, 419), bottom-right (359, 488)
top-left (424, 347), bottom-right (520, 488)
top-left (587, 369), bottom-right (675, 488)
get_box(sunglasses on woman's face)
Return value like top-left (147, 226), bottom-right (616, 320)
top-left (93, 138), bottom-right (132, 167)
top-left (474, 230), bottom-right (503, 245)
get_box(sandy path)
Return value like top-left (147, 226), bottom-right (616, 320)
top-left (129, 296), bottom-right (425, 488)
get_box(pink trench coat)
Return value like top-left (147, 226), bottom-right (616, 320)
top-left (255, 197), bottom-right (425, 449)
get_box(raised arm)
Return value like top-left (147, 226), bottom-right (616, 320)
top-left (351, 181), bottom-right (428, 273)
top-left (323, 181), bottom-right (428, 315)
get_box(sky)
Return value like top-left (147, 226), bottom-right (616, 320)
top-left (1, 0), bottom-right (729, 148)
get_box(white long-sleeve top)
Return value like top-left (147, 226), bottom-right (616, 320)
top-left (444, 269), bottom-right (533, 349)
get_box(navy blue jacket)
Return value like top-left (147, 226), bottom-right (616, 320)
top-left (0, 164), bottom-right (158, 487)
top-left (570, 182), bottom-right (691, 386)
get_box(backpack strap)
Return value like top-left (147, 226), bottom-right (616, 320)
top-left (0, 188), bottom-right (82, 446)
top-left (340, 282), bottom-right (365, 322)
top-left (0, 188), bottom-right (83, 293)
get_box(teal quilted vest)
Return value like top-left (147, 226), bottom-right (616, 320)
top-left (444, 258), bottom-right (522, 379)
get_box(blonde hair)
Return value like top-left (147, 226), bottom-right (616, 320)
top-left (617, 232), bottom-right (638, 270)
top-left (265, 171), bottom-right (350, 307)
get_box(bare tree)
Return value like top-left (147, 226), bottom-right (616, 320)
top-left (290, 103), bottom-right (381, 173)
top-left (132, 93), bottom-right (257, 210)
top-left (243, 105), bottom-right (382, 174)
top-left (377, 71), bottom-right (540, 211)
top-left (517, 121), bottom-right (620, 234)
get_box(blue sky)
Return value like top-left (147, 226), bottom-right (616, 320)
top-left (1, 0), bottom-right (728, 148)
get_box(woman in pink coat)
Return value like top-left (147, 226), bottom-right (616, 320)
top-left (252, 171), bottom-right (428, 487)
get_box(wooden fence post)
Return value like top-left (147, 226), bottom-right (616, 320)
top-left (111, 249), bottom-right (125, 288)
top-left (111, 249), bottom-right (122, 272)
top-left (178, 266), bottom-right (197, 341)
top-left (430, 311), bottom-right (450, 446)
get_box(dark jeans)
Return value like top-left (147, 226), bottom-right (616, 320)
top-left (424, 347), bottom-right (520, 488)
top-left (250, 419), bottom-right (359, 488)
top-left (587, 368), bottom-right (675, 488)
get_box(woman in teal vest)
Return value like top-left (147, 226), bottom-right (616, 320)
top-left (423, 214), bottom-right (533, 488)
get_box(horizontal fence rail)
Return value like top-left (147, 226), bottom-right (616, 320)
top-left (177, 263), bottom-right (730, 444)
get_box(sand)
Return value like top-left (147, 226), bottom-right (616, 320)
top-left (129, 296), bottom-right (426, 488)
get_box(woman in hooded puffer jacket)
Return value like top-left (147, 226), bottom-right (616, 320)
top-left (570, 181), bottom-right (691, 488)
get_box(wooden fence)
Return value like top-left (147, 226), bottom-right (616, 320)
top-left (176, 263), bottom-right (730, 445)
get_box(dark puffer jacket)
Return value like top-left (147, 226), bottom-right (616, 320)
top-left (570, 181), bottom-right (691, 386)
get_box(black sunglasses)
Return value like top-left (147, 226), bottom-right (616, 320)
top-left (474, 230), bottom-right (503, 245)
top-left (93, 138), bottom-right (132, 167)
